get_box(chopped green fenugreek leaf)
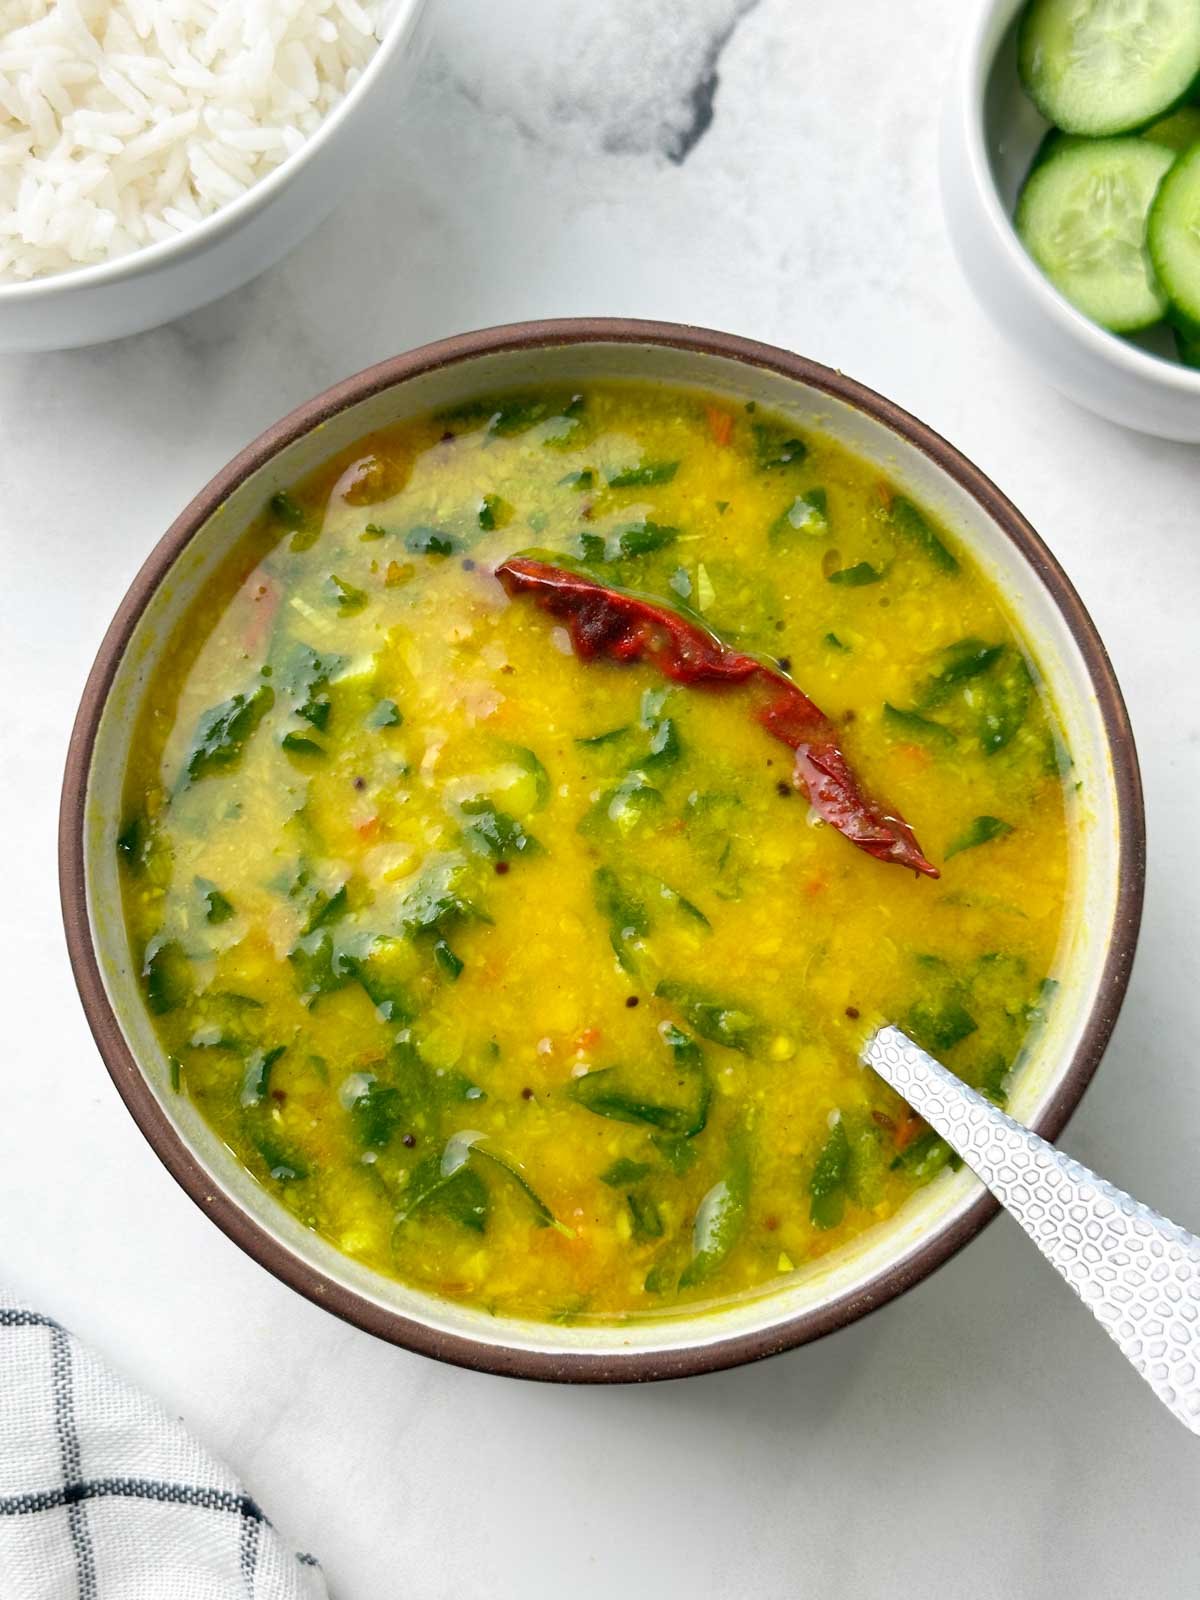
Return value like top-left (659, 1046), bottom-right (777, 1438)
top-left (751, 421), bottom-right (807, 471)
top-left (627, 1191), bottom-right (665, 1241)
top-left (916, 638), bottom-right (1004, 709)
top-left (679, 1123), bottom-right (750, 1286)
top-left (196, 877), bottom-right (234, 924)
top-left (946, 816), bottom-right (1014, 859)
top-left (181, 686), bottom-right (274, 786)
top-left (323, 575), bottom-right (368, 615)
top-left (461, 798), bottom-right (540, 859)
top-left (979, 652), bottom-right (1033, 755)
top-left (240, 1045), bottom-right (286, 1109)
top-left (882, 703), bottom-right (957, 748)
top-left (470, 1145), bottom-right (572, 1234)
top-left (253, 1134), bottom-right (310, 1183)
top-left (827, 561), bottom-right (885, 587)
top-left (395, 1155), bottom-right (488, 1232)
top-left (654, 979), bottom-right (765, 1057)
top-left (500, 743), bottom-right (551, 810)
top-left (809, 1118), bottom-right (850, 1230)
top-left (600, 1158), bottom-right (654, 1188)
top-left (478, 493), bottom-right (512, 530)
top-left (906, 994), bottom-right (978, 1055)
top-left (433, 937), bottom-right (464, 981)
top-left (888, 496), bottom-right (958, 574)
top-left (593, 865), bottom-right (650, 975)
top-left (281, 730), bottom-right (324, 758)
top-left (116, 816), bottom-right (144, 870)
top-left (404, 526), bottom-right (458, 556)
top-left (606, 461), bottom-right (679, 488)
top-left (142, 935), bottom-right (189, 1015)
top-left (269, 490), bottom-right (305, 527)
top-left (772, 488), bottom-right (829, 542)
top-left (576, 725), bottom-right (630, 747)
top-left (347, 1077), bottom-right (406, 1149)
top-left (366, 698), bottom-right (403, 730)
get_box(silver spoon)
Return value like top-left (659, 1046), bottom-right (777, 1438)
top-left (865, 1025), bottom-right (1200, 1436)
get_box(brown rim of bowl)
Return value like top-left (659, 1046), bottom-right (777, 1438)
top-left (58, 317), bottom-right (1146, 1384)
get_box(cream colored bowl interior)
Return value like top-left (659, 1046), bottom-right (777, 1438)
top-left (82, 340), bottom-right (1120, 1366)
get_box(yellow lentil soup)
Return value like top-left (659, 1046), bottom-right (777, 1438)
top-left (119, 383), bottom-right (1072, 1322)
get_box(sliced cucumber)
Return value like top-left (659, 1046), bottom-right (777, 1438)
top-left (1019, 0), bottom-right (1200, 137)
top-left (1028, 120), bottom-right (1179, 181)
top-left (1016, 137), bottom-right (1174, 330)
top-left (1176, 325), bottom-right (1200, 367)
top-left (1144, 106), bottom-right (1200, 153)
top-left (1148, 144), bottom-right (1200, 332)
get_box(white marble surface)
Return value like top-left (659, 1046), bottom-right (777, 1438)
top-left (2, 1), bottom-right (1199, 1594)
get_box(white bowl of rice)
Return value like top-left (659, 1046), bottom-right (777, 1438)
top-left (0, 0), bottom-right (427, 352)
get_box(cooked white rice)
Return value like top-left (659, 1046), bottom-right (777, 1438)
top-left (0, 0), bottom-right (386, 282)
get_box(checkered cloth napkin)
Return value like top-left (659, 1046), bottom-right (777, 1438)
top-left (1, 1291), bottom-right (327, 1598)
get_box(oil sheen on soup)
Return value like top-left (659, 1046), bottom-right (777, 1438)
top-left (119, 383), bottom-right (1073, 1321)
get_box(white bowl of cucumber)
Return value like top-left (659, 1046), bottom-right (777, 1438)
top-left (942, 0), bottom-right (1200, 442)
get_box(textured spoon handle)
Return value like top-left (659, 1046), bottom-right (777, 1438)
top-left (866, 1025), bottom-right (1200, 1436)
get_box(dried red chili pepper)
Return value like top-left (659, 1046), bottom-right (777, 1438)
top-left (495, 556), bottom-right (938, 878)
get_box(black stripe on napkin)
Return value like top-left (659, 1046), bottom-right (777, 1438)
top-left (50, 1321), bottom-right (97, 1600)
top-left (0, 1479), bottom-right (266, 1519)
top-left (240, 1487), bottom-right (261, 1596)
top-left (0, 1308), bottom-right (60, 1328)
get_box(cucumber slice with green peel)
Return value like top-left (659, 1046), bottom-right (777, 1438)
top-left (1027, 128), bottom-right (1089, 177)
top-left (1016, 137), bottom-right (1174, 330)
top-left (1029, 123), bottom-right (1174, 177)
top-left (1148, 144), bottom-right (1200, 333)
top-left (1019, 0), bottom-right (1200, 137)
top-left (1176, 325), bottom-right (1200, 367)
top-left (1144, 106), bottom-right (1200, 153)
